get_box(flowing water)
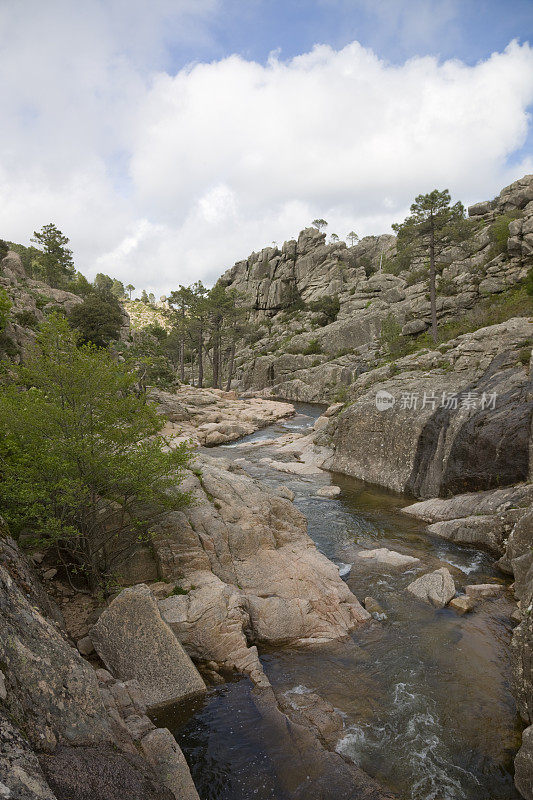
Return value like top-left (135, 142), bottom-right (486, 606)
top-left (156, 403), bottom-right (523, 800)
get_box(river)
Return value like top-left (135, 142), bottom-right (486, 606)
top-left (155, 403), bottom-right (522, 800)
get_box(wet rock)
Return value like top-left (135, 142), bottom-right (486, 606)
top-left (449, 595), bottom-right (476, 615)
top-left (464, 583), bottom-right (507, 599)
top-left (316, 485), bottom-right (341, 497)
top-left (91, 584), bottom-right (206, 711)
top-left (275, 485), bottom-right (295, 501)
top-left (403, 485), bottom-right (533, 522)
top-left (357, 548), bottom-right (420, 569)
top-left (364, 596), bottom-right (386, 617)
top-left (140, 728), bottom-right (200, 800)
top-left (406, 567), bottom-right (455, 608)
top-left (426, 511), bottom-right (522, 557)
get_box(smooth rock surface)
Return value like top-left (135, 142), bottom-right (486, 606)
top-left (358, 548), bottom-right (420, 569)
top-left (91, 584), bottom-right (206, 710)
top-left (406, 568), bottom-right (455, 608)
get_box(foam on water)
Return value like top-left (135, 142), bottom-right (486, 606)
top-left (337, 682), bottom-right (481, 800)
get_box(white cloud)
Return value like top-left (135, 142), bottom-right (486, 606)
top-left (0, 4), bottom-right (532, 297)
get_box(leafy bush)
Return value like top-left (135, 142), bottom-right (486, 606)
top-left (0, 331), bottom-right (17, 358)
top-left (307, 295), bottom-right (340, 323)
top-left (14, 309), bottom-right (38, 329)
top-left (302, 338), bottom-right (322, 355)
top-left (0, 315), bottom-right (191, 590)
top-left (405, 266), bottom-right (428, 286)
top-left (488, 212), bottom-right (521, 257)
top-left (518, 347), bottom-right (531, 366)
top-left (0, 240), bottom-right (8, 260)
top-left (379, 313), bottom-right (413, 359)
top-left (526, 267), bottom-right (533, 297)
top-left (69, 289), bottom-right (123, 347)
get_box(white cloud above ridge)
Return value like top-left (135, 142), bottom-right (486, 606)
top-left (0, 2), bottom-right (532, 296)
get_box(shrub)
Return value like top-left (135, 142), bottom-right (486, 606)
top-left (0, 315), bottom-right (191, 590)
top-left (69, 289), bottom-right (123, 347)
top-left (488, 212), bottom-right (521, 257)
top-left (518, 347), bottom-right (531, 366)
top-left (302, 338), bottom-right (322, 355)
top-left (405, 266), bottom-right (428, 287)
top-left (14, 310), bottom-right (38, 329)
top-left (379, 313), bottom-right (413, 358)
top-left (307, 295), bottom-right (340, 323)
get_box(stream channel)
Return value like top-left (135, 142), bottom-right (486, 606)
top-left (154, 403), bottom-right (522, 800)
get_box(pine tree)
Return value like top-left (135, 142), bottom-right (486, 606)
top-left (31, 223), bottom-right (75, 288)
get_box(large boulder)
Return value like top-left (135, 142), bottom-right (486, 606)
top-left (0, 712), bottom-right (57, 800)
top-left (406, 568), bottom-right (455, 608)
top-left (91, 584), bottom-right (206, 711)
top-left (325, 319), bottom-right (533, 497)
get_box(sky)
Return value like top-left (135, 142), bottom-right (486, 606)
top-left (0, 0), bottom-right (532, 297)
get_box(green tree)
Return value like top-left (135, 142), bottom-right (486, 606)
top-left (141, 289), bottom-right (149, 303)
top-left (72, 271), bottom-right (93, 297)
top-left (392, 190), bottom-right (465, 342)
top-left (347, 231), bottom-right (359, 247)
top-left (312, 218), bottom-right (328, 231)
top-left (126, 284), bottom-right (135, 299)
top-left (0, 315), bottom-right (191, 589)
top-left (31, 223), bottom-right (75, 288)
top-left (330, 233), bottom-right (340, 244)
top-left (94, 273), bottom-right (114, 293)
top-left (69, 289), bottom-right (123, 347)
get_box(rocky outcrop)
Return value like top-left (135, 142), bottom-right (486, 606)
top-left (323, 318), bottom-right (532, 497)
top-left (150, 454), bottom-right (369, 683)
top-left (150, 385), bottom-right (294, 447)
top-left (91, 584), bottom-right (207, 710)
top-left (219, 175), bottom-right (533, 402)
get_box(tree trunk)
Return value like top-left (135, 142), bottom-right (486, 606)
top-left (198, 325), bottom-right (203, 388)
top-left (429, 217), bottom-right (438, 343)
top-left (225, 342), bottom-right (236, 392)
top-left (212, 329), bottom-right (219, 389)
top-left (180, 307), bottom-right (185, 382)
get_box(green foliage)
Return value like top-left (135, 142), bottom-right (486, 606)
top-left (405, 266), bottom-right (428, 286)
top-left (333, 384), bottom-right (348, 403)
top-left (72, 272), bottom-right (93, 297)
top-left (5, 241), bottom-right (40, 277)
top-left (307, 295), bottom-right (340, 323)
top-left (312, 218), bottom-right (328, 231)
top-left (13, 310), bottom-right (38, 329)
top-left (518, 347), bottom-right (531, 366)
top-left (437, 276), bottom-right (458, 296)
top-left (0, 289), bottom-right (12, 332)
top-left (526, 267), bottom-right (533, 297)
top-left (379, 312), bottom-right (413, 359)
top-left (488, 212), bottom-right (521, 257)
top-left (0, 240), bottom-right (8, 260)
top-left (0, 315), bottom-right (191, 589)
top-left (302, 338), bottom-right (322, 355)
top-left (31, 223), bottom-right (75, 288)
top-left (69, 289), bottom-right (123, 347)
top-left (168, 585), bottom-right (189, 596)
top-left (0, 331), bottom-right (17, 359)
top-left (145, 322), bottom-right (168, 342)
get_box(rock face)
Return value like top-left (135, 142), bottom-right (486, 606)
top-left (500, 508), bottom-right (533, 798)
top-left (152, 454), bottom-right (369, 683)
top-left (406, 567), bottom-right (456, 608)
top-left (0, 536), bottom-right (200, 800)
top-left (218, 175), bottom-right (533, 403)
top-left (91, 584), bottom-right (207, 710)
top-left (324, 318), bottom-right (533, 498)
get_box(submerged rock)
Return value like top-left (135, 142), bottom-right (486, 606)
top-left (406, 567), bottom-right (455, 608)
top-left (357, 547), bottom-right (420, 569)
top-left (465, 583), bottom-right (507, 599)
top-left (316, 485), bottom-right (341, 497)
top-left (449, 595), bottom-right (476, 615)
